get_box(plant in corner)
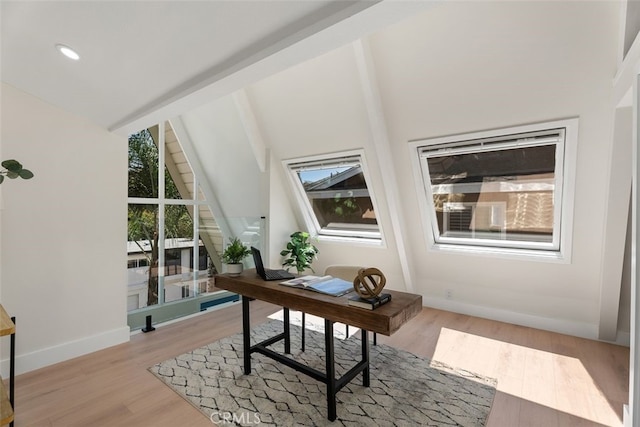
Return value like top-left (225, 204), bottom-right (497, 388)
top-left (0, 159), bottom-right (34, 184)
top-left (280, 231), bottom-right (319, 274)
top-left (222, 237), bottom-right (251, 276)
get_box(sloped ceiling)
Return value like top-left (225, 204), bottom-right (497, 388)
top-left (0, 0), bottom-right (435, 135)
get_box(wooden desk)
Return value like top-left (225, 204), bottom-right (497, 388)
top-left (215, 269), bottom-right (422, 421)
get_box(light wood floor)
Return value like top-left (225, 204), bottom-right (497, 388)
top-left (12, 301), bottom-right (628, 426)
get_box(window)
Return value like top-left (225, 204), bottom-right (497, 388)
top-left (411, 119), bottom-right (577, 259)
top-left (284, 151), bottom-right (382, 242)
top-left (127, 123), bottom-right (216, 313)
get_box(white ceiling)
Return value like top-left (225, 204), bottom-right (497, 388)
top-left (1, 0), bottom-right (434, 135)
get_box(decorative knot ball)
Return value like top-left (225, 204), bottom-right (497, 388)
top-left (353, 267), bottom-right (386, 298)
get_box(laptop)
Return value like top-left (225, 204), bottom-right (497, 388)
top-left (251, 246), bottom-right (295, 281)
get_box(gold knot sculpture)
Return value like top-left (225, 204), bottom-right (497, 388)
top-left (353, 267), bottom-right (386, 298)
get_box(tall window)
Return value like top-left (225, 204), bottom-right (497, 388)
top-left (284, 151), bottom-right (381, 242)
top-left (127, 123), bottom-right (214, 312)
top-left (411, 119), bottom-right (577, 258)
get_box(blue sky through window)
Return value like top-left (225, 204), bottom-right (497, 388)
top-left (298, 166), bottom-right (350, 185)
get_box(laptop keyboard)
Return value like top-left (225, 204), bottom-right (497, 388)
top-left (264, 269), bottom-right (293, 280)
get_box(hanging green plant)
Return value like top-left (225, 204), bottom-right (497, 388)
top-left (0, 159), bottom-right (33, 184)
top-left (280, 231), bottom-right (319, 273)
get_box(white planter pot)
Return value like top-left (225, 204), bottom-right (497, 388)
top-left (226, 263), bottom-right (243, 276)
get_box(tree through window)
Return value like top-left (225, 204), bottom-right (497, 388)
top-left (127, 125), bottom-right (208, 310)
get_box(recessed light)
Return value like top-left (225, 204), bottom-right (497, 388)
top-left (55, 44), bottom-right (80, 61)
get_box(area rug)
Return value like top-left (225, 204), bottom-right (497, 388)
top-left (149, 320), bottom-right (497, 426)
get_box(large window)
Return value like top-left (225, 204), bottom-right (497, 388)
top-left (284, 151), bottom-right (381, 242)
top-left (411, 119), bottom-right (577, 259)
top-left (127, 123), bottom-right (216, 313)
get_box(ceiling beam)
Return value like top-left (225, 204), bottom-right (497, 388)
top-left (110, 1), bottom-right (435, 136)
top-left (353, 38), bottom-right (415, 293)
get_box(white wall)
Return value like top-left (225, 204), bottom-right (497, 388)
top-left (247, 45), bottom-right (406, 286)
top-left (599, 106), bottom-right (632, 341)
top-left (373, 1), bottom-right (621, 337)
top-left (0, 83), bottom-right (129, 375)
top-left (180, 96), bottom-right (266, 241)
top-left (267, 151), bottom-right (301, 266)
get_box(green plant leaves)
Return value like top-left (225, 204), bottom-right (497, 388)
top-left (0, 159), bottom-right (34, 183)
top-left (19, 169), bottom-right (34, 179)
top-left (280, 231), bottom-right (318, 273)
top-left (1, 159), bottom-right (22, 172)
top-left (222, 237), bottom-right (251, 264)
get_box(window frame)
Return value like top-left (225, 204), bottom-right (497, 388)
top-left (127, 122), bottom-right (212, 309)
top-left (409, 119), bottom-right (578, 262)
top-left (283, 150), bottom-right (384, 245)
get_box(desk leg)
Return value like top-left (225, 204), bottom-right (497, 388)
top-left (301, 312), bottom-right (306, 352)
top-left (361, 328), bottom-right (370, 387)
top-left (9, 317), bottom-right (15, 427)
top-left (325, 319), bottom-right (337, 421)
top-left (283, 307), bottom-right (291, 354)
top-left (242, 296), bottom-right (251, 375)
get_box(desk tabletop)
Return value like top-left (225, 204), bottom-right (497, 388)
top-left (215, 269), bottom-right (422, 336)
top-left (0, 304), bottom-right (15, 337)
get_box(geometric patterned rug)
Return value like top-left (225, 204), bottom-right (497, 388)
top-left (149, 320), bottom-right (497, 426)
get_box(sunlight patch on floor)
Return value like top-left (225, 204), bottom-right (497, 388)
top-left (432, 327), bottom-right (621, 426)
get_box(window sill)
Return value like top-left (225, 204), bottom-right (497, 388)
top-left (429, 242), bottom-right (570, 263)
top-left (316, 234), bottom-right (385, 247)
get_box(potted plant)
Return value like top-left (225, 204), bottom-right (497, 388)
top-left (222, 237), bottom-right (251, 276)
top-left (280, 231), bottom-right (319, 274)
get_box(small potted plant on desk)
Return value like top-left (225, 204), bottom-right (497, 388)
top-left (280, 231), bottom-right (319, 350)
top-left (222, 237), bottom-right (251, 276)
top-left (280, 231), bottom-right (319, 274)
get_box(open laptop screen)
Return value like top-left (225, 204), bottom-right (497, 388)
top-left (250, 246), bottom-right (294, 280)
top-left (251, 246), bottom-right (268, 278)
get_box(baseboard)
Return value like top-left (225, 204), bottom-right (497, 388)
top-left (0, 326), bottom-right (130, 376)
top-left (424, 296), bottom-right (629, 346)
